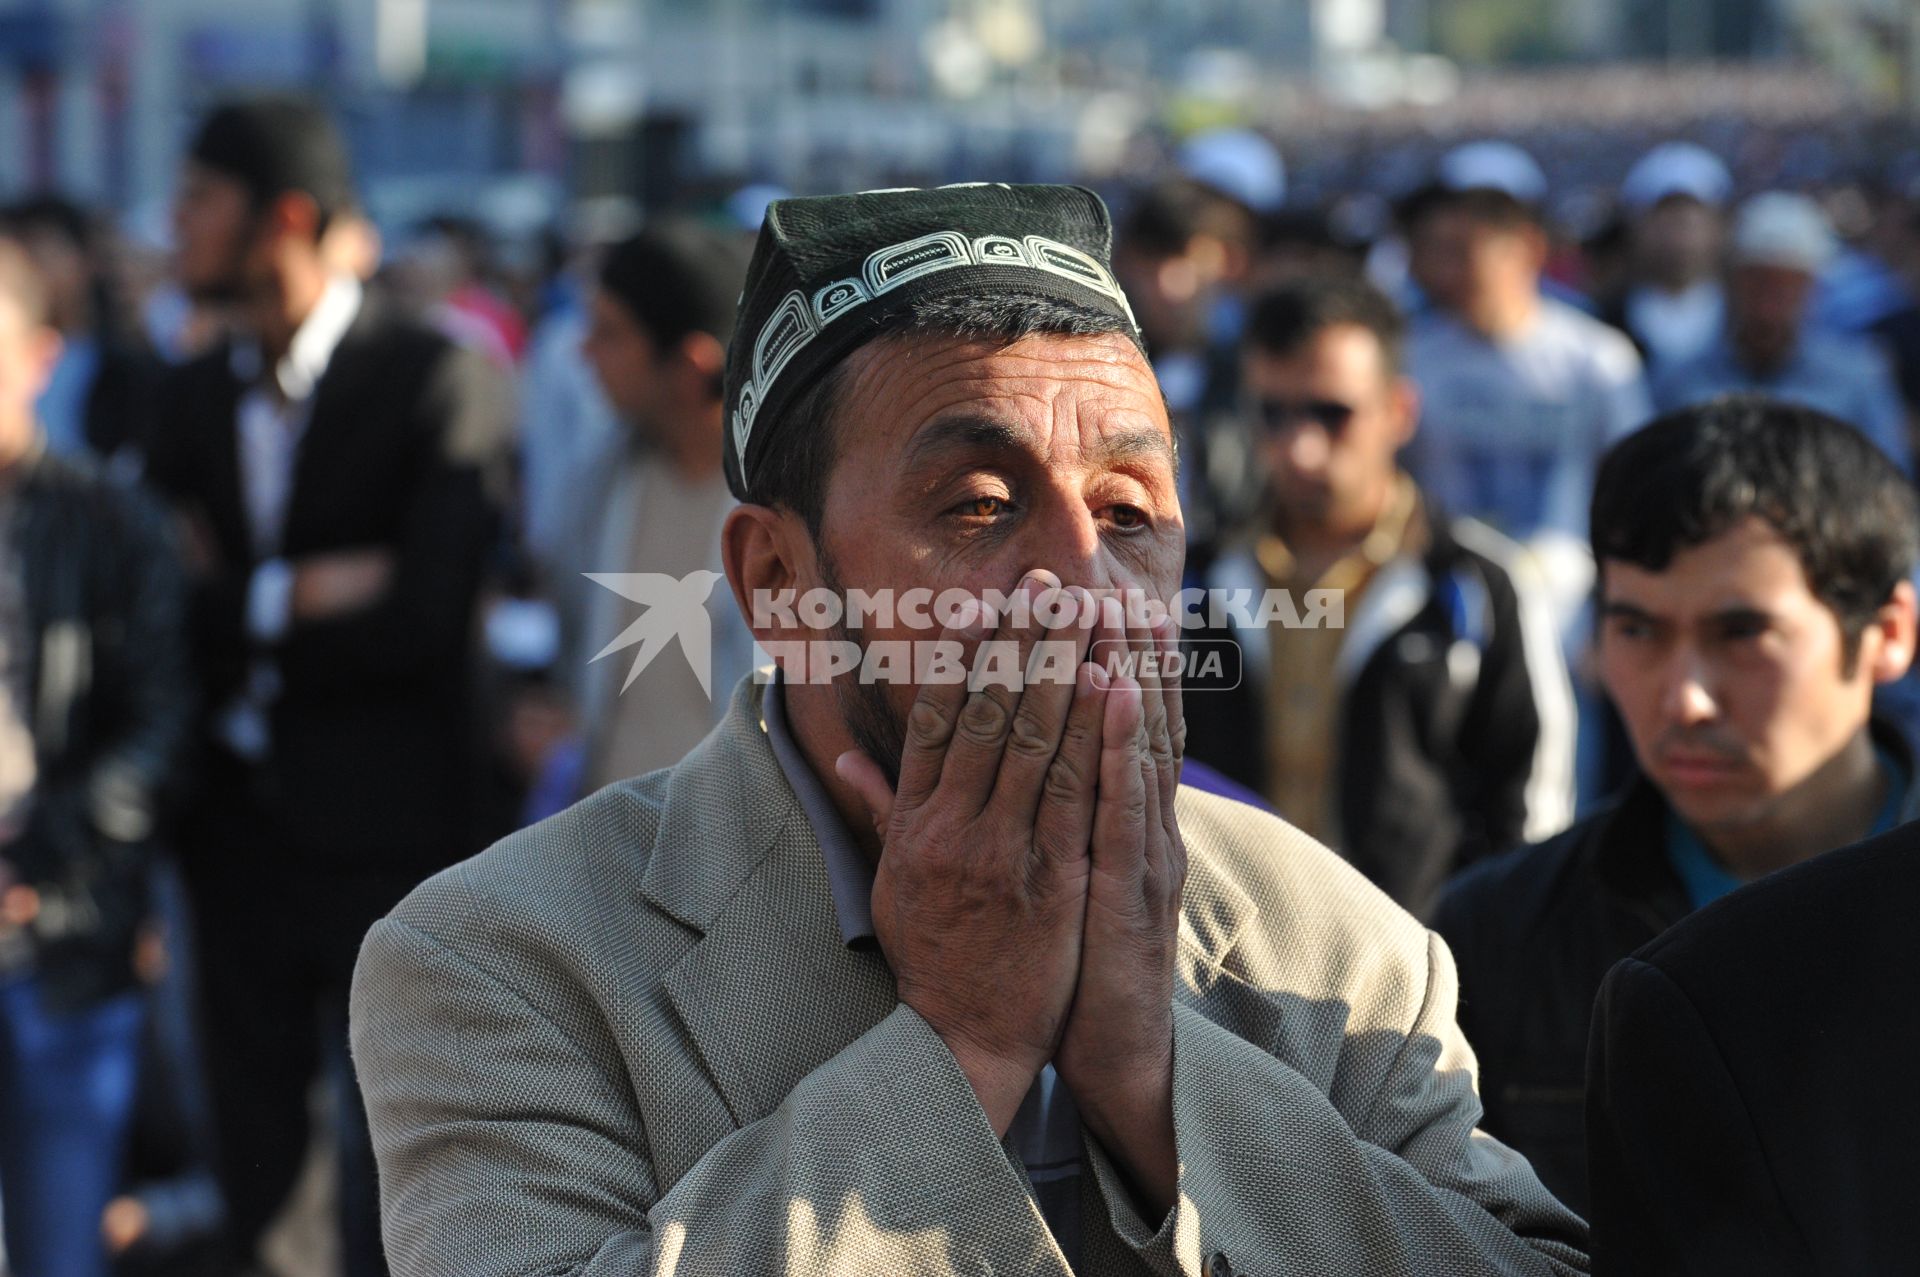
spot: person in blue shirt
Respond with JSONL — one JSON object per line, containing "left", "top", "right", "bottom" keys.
{"left": 1655, "top": 192, "right": 1912, "bottom": 474}
{"left": 1434, "top": 394, "right": 1920, "bottom": 1216}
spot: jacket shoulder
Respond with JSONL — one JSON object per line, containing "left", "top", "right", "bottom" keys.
{"left": 1635, "top": 817, "right": 1920, "bottom": 981}
{"left": 1435, "top": 815, "right": 1595, "bottom": 946}
{"left": 380, "top": 772, "right": 675, "bottom": 985}
{"left": 1176, "top": 785, "right": 1432, "bottom": 992}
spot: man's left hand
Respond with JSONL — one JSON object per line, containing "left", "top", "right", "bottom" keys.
{"left": 1055, "top": 607, "right": 1186, "bottom": 1220}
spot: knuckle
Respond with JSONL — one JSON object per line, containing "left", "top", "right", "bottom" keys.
{"left": 1006, "top": 710, "right": 1057, "bottom": 760}
{"left": 956, "top": 692, "right": 1011, "bottom": 743}
{"left": 1043, "top": 750, "right": 1089, "bottom": 802}
{"left": 906, "top": 697, "right": 954, "bottom": 745}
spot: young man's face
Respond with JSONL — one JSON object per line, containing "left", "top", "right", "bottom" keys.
{"left": 171, "top": 162, "right": 259, "bottom": 301}
{"left": 581, "top": 287, "right": 668, "bottom": 429}
{"left": 0, "top": 289, "right": 61, "bottom": 436}
{"left": 1242, "top": 323, "right": 1416, "bottom": 528}
{"left": 1597, "top": 516, "right": 1906, "bottom": 836}
{"left": 1409, "top": 207, "right": 1542, "bottom": 320}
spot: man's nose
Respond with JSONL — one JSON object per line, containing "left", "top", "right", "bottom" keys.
{"left": 1660, "top": 649, "right": 1718, "bottom": 726}
{"left": 1023, "top": 500, "right": 1114, "bottom": 593}
{"left": 1284, "top": 424, "right": 1332, "bottom": 472}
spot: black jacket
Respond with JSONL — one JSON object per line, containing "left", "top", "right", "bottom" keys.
{"left": 144, "top": 292, "right": 512, "bottom": 878}
{"left": 1587, "top": 817, "right": 1920, "bottom": 1275}
{"left": 1, "top": 448, "right": 190, "bottom": 1011}
{"left": 1185, "top": 506, "right": 1576, "bottom": 920}
{"left": 1435, "top": 720, "right": 1920, "bottom": 1220}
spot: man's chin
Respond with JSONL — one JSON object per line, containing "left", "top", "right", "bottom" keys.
{"left": 834, "top": 670, "right": 906, "bottom": 791}
{"left": 179, "top": 276, "right": 245, "bottom": 306}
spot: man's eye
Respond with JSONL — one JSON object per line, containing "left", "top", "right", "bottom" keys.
{"left": 1107, "top": 504, "right": 1149, "bottom": 530}
{"left": 953, "top": 495, "right": 1010, "bottom": 519}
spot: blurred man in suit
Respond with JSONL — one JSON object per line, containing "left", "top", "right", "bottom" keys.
{"left": 144, "top": 98, "right": 511, "bottom": 1277}
{"left": 1587, "top": 817, "right": 1919, "bottom": 1274}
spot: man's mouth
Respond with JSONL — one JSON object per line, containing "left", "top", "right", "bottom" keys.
{"left": 1657, "top": 749, "right": 1746, "bottom": 788}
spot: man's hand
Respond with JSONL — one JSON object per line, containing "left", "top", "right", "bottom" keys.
{"left": 291, "top": 549, "right": 397, "bottom": 622}
{"left": 838, "top": 572, "right": 1107, "bottom": 1135}
{"left": 1056, "top": 607, "right": 1187, "bottom": 1218}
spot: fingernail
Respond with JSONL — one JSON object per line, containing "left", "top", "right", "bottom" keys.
{"left": 1087, "top": 661, "right": 1109, "bottom": 690}
{"left": 1019, "top": 568, "right": 1059, "bottom": 597}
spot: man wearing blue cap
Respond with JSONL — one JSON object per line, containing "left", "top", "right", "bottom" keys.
{"left": 352, "top": 183, "right": 1587, "bottom": 1277}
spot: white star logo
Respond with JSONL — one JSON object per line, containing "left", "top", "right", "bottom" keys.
{"left": 583, "top": 570, "right": 726, "bottom": 699}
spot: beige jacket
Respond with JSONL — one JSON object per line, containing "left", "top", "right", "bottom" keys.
{"left": 350, "top": 677, "right": 1588, "bottom": 1276}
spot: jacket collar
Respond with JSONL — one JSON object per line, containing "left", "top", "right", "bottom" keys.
{"left": 639, "top": 676, "right": 898, "bottom": 1132}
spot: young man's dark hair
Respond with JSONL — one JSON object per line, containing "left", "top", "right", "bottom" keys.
{"left": 186, "top": 96, "right": 354, "bottom": 237}
{"left": 1592, "top": 393, "right": 1920, "bottom": 663}
{"left": 3, "top": 195, "right": 91, "bottom": 253}
{"left": 1243, "top": 273, "right": 1406, "bottom": 372}
{"left": 1117, "top": 177, "right": 1256, "bottom": 258}
{"left": 1422, "top": 186, "right": 1539, "bottom": 232}
{"left": 597, "top": 221, "right": 749, "bottom": 356}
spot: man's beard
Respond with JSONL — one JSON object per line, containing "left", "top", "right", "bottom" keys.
{"left": 816, "top": 545, "right": 908, "bottom": 790}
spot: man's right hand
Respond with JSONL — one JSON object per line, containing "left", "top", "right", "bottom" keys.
{"left": 291, "top": 549, "right": 397, "bottom": 622}
{"left": 838, "top": 571, "right": 1108, "bottom": 1135}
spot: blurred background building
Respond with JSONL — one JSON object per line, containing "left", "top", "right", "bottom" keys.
{"left": 0, "top": 0, "right": 1915, "bottom": 238}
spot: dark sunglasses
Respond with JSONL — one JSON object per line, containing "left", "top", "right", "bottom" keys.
{"left": 1253, "top": 396, "right": 1358, "bottom": 436}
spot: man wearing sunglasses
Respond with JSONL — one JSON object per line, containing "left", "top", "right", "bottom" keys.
{"left": 1185, "top": 275, "right": 1576, "bottom": 921}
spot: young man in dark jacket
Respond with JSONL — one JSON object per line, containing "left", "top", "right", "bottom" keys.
{"left": 143, "top": 98, "right": 511, "bottom": 1276}
{"left": 1184, "top": 275, "right": 1577, "bottom": 920}
{"left": 1436, "top": 395, "right": 1919, "bottom": 1217}
{"left": 0, "top": 237, "right": 190, "bottom": 1277}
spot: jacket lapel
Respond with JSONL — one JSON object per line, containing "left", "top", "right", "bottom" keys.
{"left": 644, "top": 679, "right": 900, "bottom": 1132}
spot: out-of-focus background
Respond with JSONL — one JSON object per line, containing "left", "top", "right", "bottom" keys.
{"left": 6, "top": 3, "right": 1920, "bottom": 1277}
{"left": 1, "top": 0, "right": 1918, "bottom": 227}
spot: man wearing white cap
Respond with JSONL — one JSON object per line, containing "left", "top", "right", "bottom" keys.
{"left": 1654, "top": 191, "right": 1911, "bottom": 473}
{"left": 1600, "top": 142, "right": 1734, "bottom": 372}
{"left": 1402, "top": 142, "right": 1651, "bottom": 590}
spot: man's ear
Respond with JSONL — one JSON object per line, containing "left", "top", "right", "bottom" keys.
{"left": 722, "top": 503, "right": 817, "bottom": 665}
{"left": 260, "top": 190, "right": 324, "bottom": 249}
{"left": 675, "top": 330, "right": 727, "bottom": 400}
{"left": 1389, "top": 374, "right": 1420, "bottom": 449}
{"left": 1868, "top": 579, "right": 1917, "bottom": 685}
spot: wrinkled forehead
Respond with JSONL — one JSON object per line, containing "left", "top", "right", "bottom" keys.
{"left": 834, "top": 328, "right": 1174, "bottom": 474}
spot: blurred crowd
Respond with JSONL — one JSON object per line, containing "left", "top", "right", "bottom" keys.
{"left": 5, "top": 90, "right": 1920, "bottom": 1276}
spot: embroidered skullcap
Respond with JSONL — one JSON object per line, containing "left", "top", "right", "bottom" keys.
{"left": 188, "top": 97, "right": 355, "bottom": 223}
{"left": 723, "top": 183, "right": 1139, "bottom": 498}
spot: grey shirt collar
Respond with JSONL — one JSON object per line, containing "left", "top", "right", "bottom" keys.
{"left": 762, "top": 672, "right": 876, "bottom": 947}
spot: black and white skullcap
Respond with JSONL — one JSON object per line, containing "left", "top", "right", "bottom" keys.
{"left": 722, "top": 183, "right": 1139, "bottom": 498}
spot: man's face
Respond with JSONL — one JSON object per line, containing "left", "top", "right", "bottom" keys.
{"left": 171, "top": 162, "right": 259, "bottom": 301}
{"left": 1409, "top": 208, "right": 1541, "bottom": 319}
{"left": 16, "top": 228, "right": 87, "bottom": 333}
{"left": 1632, "top": 197, "right": 1723, "bottom": 287}
{"left": 807, "top": 330, "right": 1183, "bottom": 775}
{"left": 581, "top": 288, "right": 667, "bottom": 431}
{"left": 1597, "top": 517, "right": 1885, "bottom": 836}
{"left": 0, "top": 292, "right": 61, "bottom": 438}
{"left": 1728, "top": 262, "right": 1814, "bottom": 370}
{"left": 1242, "top": 324, "right": 1415, "bottom": 527}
